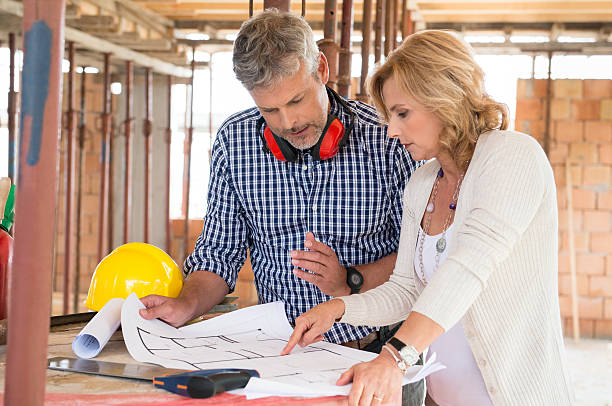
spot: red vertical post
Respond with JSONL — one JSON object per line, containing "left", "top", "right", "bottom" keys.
{"left": 391, "top": 0, "right": 398, "bottom": 49}
{"left": 263, "top": 0, "right": 290, "bottom": 11}
{"left": 143, "top": 68, "right": 153, "bottom": 243}
{"left": 74, "top": 68, "right": 86, "bottom": 313}
{"left": 374, "top": 0, "right": 385, "bottom": 63}
{"left": 319, "top": 0, "right": 339, "bottom": 90}
{"left": 7, "top": 32, "right": 17, "bottom": 183}
{"left": 165, "top": 75, "right": 172, "bottom": 255}
{"left": 182, "top": 52, "right": 195, "bottom": 261}
{"left": 108, "top": 82, "right": 115, "bottom": 252}
{"left": 98, "top": 53, "right": 111, "bottom": 261}
{"left": 337, "top": 0, "right": 354, "bottom": 97}
{"left": 124, "top": 61, "right": 134, "bottom": 244}
{"left": 402, "top": 8, "right": 414, "bottom": 39}
{"left": 357, "top": 0, "right": 373, "bottom": 102}
{"left": 208, "top": 53, "right": 213, "bottom": 160}
{"left": 384, "top": 0, "right": 392, "bottom": 56}
{"left": 63, "top": 41, "right": 77, "bottom": 315}
{"left": 5, "top": 1, "right": 66, "bottom": 405}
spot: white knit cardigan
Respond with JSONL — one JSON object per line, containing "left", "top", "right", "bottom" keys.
{"left": 339, "top": 130, "right": 574, "bottom": 405}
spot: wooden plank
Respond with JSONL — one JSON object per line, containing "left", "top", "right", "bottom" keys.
{"left": 0, "top": 0, "right": 191, "bottom": 76}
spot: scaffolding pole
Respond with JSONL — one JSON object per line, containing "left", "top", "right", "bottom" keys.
{"left": 143, "top": 68, "right": 153, "bottom": 243}
{"left": 98, "top": 53, "right": 111, "bottom": 261}
{"left": 74, "top": 67, "right": 86, "bottom": 313}
{"left": 4, "top": 1, "right": 66, "bottom": 405}
{"left": 7, "top": 32, "right": 17, "bottom": 183}
{"left": 165, "top": 75, "right": 172, "bottom": 254}
{"left": 124, "top": 61, "right": 134, "bottom": 243}
{"left": 182, "top": 51, "right": 195, "bottom": 261}
{"left": 63, "top": 41, "right": 77, "bottom": 315}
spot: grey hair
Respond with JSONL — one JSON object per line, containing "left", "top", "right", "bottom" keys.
{"left": 233, "top": 9, "right": 320, "bottom": 90}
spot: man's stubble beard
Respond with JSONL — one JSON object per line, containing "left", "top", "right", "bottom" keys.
{"left": 276, "top": 111, "right": 328, "bottom": 150}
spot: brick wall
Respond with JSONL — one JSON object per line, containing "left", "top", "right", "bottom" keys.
{"left": 515, "top": 79, "right": 612, "bottom": 339}
{"left": 54, "top": 73, "right": 109, "bottom": 313}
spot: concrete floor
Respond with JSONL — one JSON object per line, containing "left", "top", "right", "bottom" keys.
{"left": 564, "top": 338, "right": 612, "bottom": 406}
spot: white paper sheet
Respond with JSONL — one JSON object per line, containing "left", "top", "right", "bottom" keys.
{"left": 120, "top": 293, "right": 445, "bottom": 398}
{"left": 72, "top": 298, "right": 124, "bottom": 359}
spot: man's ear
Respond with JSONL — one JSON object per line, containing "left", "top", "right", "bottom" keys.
{"left": 317, "top": 52, "right": 329, "bottom": 85}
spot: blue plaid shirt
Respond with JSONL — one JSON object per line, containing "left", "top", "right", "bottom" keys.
{"left": 185, "top": 95, "right": 420, "bottom": 344}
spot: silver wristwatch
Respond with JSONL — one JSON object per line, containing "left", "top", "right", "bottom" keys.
{"left": 387, "top": 337, "right": 419, "bottom": 367}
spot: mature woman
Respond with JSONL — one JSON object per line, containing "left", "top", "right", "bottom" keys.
{"left": 281, "top": 30, "right": 573, "bottom": 406}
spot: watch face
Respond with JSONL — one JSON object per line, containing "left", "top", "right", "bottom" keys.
{"left": 349, "top": 272, "right": 363, "bottom": 286}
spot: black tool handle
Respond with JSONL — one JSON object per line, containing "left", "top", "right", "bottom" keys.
{"left": 187, "top": 371, "right": 253, "bottom": 399}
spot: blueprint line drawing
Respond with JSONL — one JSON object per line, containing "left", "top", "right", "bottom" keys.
{"left": 120, "top": 293, "right": 445, "bottom": 398}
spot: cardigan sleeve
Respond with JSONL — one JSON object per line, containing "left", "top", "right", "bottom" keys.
{"left": 337, "top": 163, "right": 435, "bottom": 326}
{"left": 411, "top": 135, "right": 553, "bottom": 330}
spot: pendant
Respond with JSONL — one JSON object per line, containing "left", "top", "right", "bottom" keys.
{"left": 426, "top": 202, "right": 434, "bottom": 213}
{"left": 436, "top": 237, "right": 446, "bottom": 253}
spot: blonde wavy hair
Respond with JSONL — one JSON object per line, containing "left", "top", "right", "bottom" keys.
{"left": 368, "top": 30, "right": 508, "bottom": 171}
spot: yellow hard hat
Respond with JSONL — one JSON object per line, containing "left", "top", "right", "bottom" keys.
{"left": 86, "top": 242, "right": 183, "bottom": 311}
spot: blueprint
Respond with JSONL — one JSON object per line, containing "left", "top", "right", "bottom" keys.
{"left": 120, "top": 293, "right": 444, "bottom": 398}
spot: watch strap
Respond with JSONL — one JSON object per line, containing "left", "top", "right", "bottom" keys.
{"left": 387, "top": 337, "right": 419, "bottom": 367}
{"left": 345, "top": 266, "right": 363, "bottom": 294}
{"left": 387, "top": 337, "right": 405, "bottom": 352}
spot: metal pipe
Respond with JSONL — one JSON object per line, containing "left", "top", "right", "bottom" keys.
{"left": 319, "top": 0, "right": 339, "bottom": 90}
{"left": 384, "top": 0, "right": 392, "bottom": 56}
{"left": 165, "top": 75, "right": 172, "bottom": 255}
{"left": 182, "top": 50, "right": 195, "bottom": 261}
{"left": 402, "top": 7, "right": 414, "bottom": 39}
{"left": 74, "top": 67, "right": 86, "bottom": 314}
{"left": 98, "top": 53, "right": 111, "bottom": 261}
{"left": 63, "top": 41, "right": 77, "bottom": 315}
{"left": 124, "top": 60, "right": 134, "bottom": 243}
{"left": 263, "top": 0, "right": 290, "bottom": 11}
{"left": 208, "top": 53, "right": 213, "bottom": 160}
{"left": 337, "top": 0, "right": 354, "bottom": 97}
{"left": 108, "top": 85, "right": 114, "bottom": 252}
{"left": 5, "top": 1, "right": 66, "bottom": 404}
{"left": 374, "top": 0, "right": 385, "bottom": 63}
{"left": 544, "top": 51, "right": 553, "bottom": 156}
{"left": 143, "top": 67, "right": 153, "bottom": 243}
{"left": 7, "top": 32, "right": 17, "bottom": 183}
{"left": 357, "top": 0, "right": 373, "bottom": 101}
{"left": 391, "top": 0, "right": 398, "bottom": 49}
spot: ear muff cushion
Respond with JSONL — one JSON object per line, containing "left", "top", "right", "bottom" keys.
{"left": 263, "top": 126, "right": 297, "bottom": 162}
{"left": 317, "top": 118, "right": 345, "bottom": 160}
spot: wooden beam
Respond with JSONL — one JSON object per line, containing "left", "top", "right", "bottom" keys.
{"left": 0, "top": 0, "right": 191, "bottom": 77}
{"left": 66, "top": 27, "right": 191, "bottom": 75}
{"left": 417, "top": 1, "right": 612, "bottom": 12}
{"left": 99, "top": 35, "right": 173, "bottom": 50}
{"left": 67, "top": 15, "right": 121, "bottom": 33}
{"left": 420, "top": 10, "right": 612, "bottom": 23}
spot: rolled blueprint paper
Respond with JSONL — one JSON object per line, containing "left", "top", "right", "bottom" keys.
{"left": 72, "top": 297, "right": 124, "bottom": 359}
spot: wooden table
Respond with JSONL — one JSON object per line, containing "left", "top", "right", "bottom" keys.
{"left": 0, "top": 319, "right": 347, "bottom": 405}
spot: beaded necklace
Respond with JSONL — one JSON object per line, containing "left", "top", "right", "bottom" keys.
{"left": 418, "top": 168, "right": 464, "bottom": 285}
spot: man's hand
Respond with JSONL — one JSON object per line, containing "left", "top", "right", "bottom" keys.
{"left": 139, "top": 294, "right": 198, "bottom": 328}
{"left": 138, "top": 270, "right": 230, "bottom": 328}
{"left": 291, "top": 232, "right": 350, "bottom": 297}
{"left": 281, "top": 298, "right": 345, "bottom": 355}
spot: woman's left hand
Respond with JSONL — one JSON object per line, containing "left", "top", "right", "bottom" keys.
{"left": 337, "top": 349, "right": 403, "bottom": 405}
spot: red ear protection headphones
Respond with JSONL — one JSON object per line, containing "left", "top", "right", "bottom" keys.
{"left": 256, "top": 87, "right": 356, "bottom": 162}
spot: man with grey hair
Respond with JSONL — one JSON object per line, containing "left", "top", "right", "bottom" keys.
{"left": 140, "top": 9, "right": 423, "bottom": 405}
